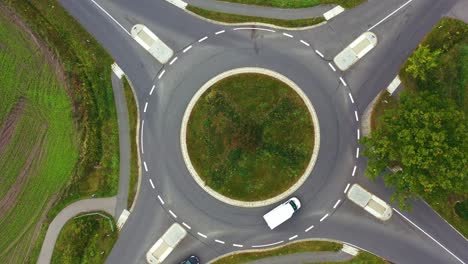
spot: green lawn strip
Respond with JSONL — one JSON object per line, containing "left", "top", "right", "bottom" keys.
{"left": 317, "top": 251, "right": 389, "bottom": 264}
{"left": 187, "top": 5, "right": 324, "bottom": 28}
{"left": 122, "top": 77, "right": 139, "bottom": 209}
{"left": 51, "top": 212, "right": 118, "bottom": 264}
{"left": 392, "top": 18, "right": 468, "bottom": 237}
{"left": 212, "top": 241, "right": 341, "bottom": 264}
{"left": 0, "top": 9, "right": 78, "bottom": 263}
{"left": 369, "top": 91, "right": 398, "bottom": 131}
{"left": 216, "top": 0, "right": 366, "bottom": 9}
{"left": 187, "top": 73, "right": 314, "bottom": 201}
{"left": 1, "top": 1, "right": 120, "bottom": 262}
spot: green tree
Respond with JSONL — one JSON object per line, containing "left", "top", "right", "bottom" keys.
{"left": 362, "top": 91, "right": 468, "bottom": 207}
{"left": 405, "top": 44, "right": 442, "bottom": 81}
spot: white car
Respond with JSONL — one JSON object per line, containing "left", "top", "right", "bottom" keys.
{"left": 131, "top": 24, "right": 174, "bottom": 64}
{"left": 146, "top": 223, "right": 187, "bottom": 263}
{"left": 347, "top": 184, "right": 392, "bottom": 221}
{"left": 263, "top": 197, "right": 301, "bottom": 230}
{"left": 333, "top": 32, "right": 378, "bottom": 71}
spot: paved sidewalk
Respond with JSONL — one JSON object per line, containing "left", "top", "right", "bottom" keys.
{"left": 185, "top": 0, "right": 334, "bottom": 20}
{"left": 245, "top": 251, "right": 353, "bottom": 264}
{"left": 37, "top": 197, "right": 116, "bottom": 264}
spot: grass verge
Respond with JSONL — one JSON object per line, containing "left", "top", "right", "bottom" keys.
{"left": 122, "top": 77, "right": 139, "bottom": 209}
{"left": 320, "top": 251, "right": 388, "bottom": 264}
{"left": 370, "top": 91, "right": 398, "bottom": 131}
{"left": 395, "top": 18, "right": 467, "bottom": 237}
{"left": 1, "top": 0, "right": 120, "bottom": 262}
{"left": 216, "top": 0, "right": 366, "bottom": 9}
{"left": 187, "top": 73, "right": 314, "bottom": 201}
{"left": 187, "top": 5, "right": 325, "bottom": 28}
{"left": 51, "top": 212, "right": 118, "bottom": 264}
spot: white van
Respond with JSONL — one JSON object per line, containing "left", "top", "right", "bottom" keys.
{"left": 263, "top": 197, "right": 301, "bottom": 230}
{"left": 347, "top": 184, "right": 392, "bottom": 221}
{"left": 131, "top": 24, "right": 174, "bottom": 64}
{"left": 333, "top": 32, "right": 378, "bottom": 71}
{"left": 146, "top": 223, "right": 187, "bottom": 263}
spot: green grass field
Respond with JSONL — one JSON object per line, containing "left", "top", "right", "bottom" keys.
{"left": 187, "top": 73, "right": 314, "bottom": 201}
{"left": 187, "top": 6, "right": 325, "bottom": 28}
{"left": 1, "top": 0, "right": 120, "bottom": 262}
{"left": 216, "top": 0, "right": 366, "bottom": 9}
{"left": 52, "top": 213, "right": 118, "bottom": 264}
{"left": 0, "top": 10, "right": 78, "bottom": 263}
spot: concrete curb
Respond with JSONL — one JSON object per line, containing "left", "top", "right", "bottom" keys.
{"left": 184, "top": 8, "right": 327, "bottom": 31}
{"left": 361, "top": 90, "right": 384, "bottom": 137}
{"left": 180, "top": 67, "right": 320, "bottom": 208}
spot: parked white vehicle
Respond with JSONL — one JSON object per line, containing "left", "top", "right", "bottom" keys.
{"left": 333, "top": 32, "right": 378, "bottom": 71}
{"left": 263, "top": 197, "right": 301, "bottom": 230}
{"left": 131, "top": 24, "right": 174, "bottom": 64}
{"left": 347, "top": 184, "right": 392, "bottom": 221}
{"left": 146, "top": 223, "right": 187, "bottom": 264}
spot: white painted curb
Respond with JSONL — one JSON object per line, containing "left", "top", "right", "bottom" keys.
{"left": 180, "top": 67, "right": 320, "bottom": 208}
{"left": 111, "top": 63, "right": 124, "bottom": 79}
{"left": 323, "top": 5, "right": 345, "bottom": 20}
{"left": 165, "top": 0, "right": 187, "bottom": 9}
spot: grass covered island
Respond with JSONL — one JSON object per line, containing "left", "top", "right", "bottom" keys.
{"left": 186, "top": 73, "right": 314, "bottom": 201}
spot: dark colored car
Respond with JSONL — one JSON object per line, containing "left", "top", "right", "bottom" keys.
{"left": 180, "top": 255, "right": 200, "bottom": 264}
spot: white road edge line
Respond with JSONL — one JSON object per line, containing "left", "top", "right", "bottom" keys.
{"left": 339, "top": 77, "right": 347, "bottom": 86}
{"left": 215, "top": 239, "right": 225, "bottom": 244}
{"left": 251, "top": 241, "right": 284, "bottom": 248}
{"left": 320, "top": 214, "right": 329, "bottom": 222}
{"left": 149, "top": 179, "right": 155, "bottom": 189}
{"left": 169, "top": 210, "right": 177, "bottom": 218}
{"left": 356, "top": 147, "right": 360, "bottom": 158}
{"left": 354, "top": 111, "right": 359, "bottom": 121}
{"left": 89, "top": 0, "right": 131, "bottom": 36}
{"left": 198, "top": 36, "right": 208, "bottom": 42}
{"left": 357, "top": 129, "right": 360, "bottom": 140}
{"left": 140, "top": 120, "right": 145, "bottom": 154}
{"left": 315, "top": 49, "right": 324, "bottom": 58}
{"left": 215, "top": 30, "right": 225, "bottom": 35}
{"left": 197, "top": 232, "right": 207, "bottom": 238}
{"left": 328, "top": 62, "right": 336, "bottom": 72}
{"left": 143, "top": 102, "right": 148, "bottom": 113}
{"left": 300, "top": 40, "right": 310, "bottom": 47}
{"left": 393, "top": 208, "right": 466, "bottom": 264}
{"left": 149, "top": 85, "right": 156, "bottom": 95}
{"left": 348, "top": 93, "right": 355, "bottom": 103}
{"left": 333, "top": 199, "right": 341, "bottom": 209}
{"left": 158, "top": 70, "right": 166, "bottom": 79}
{"left": 169, "top": 56, "right": 178, "bottom": 65}
{"left": 305, "top": 225, "right": 314, "bottom": 232}
{"left": 233, "top": 244, "right": 243, "bottom": 248}
{"left": 352, "top": 165, "right": 357, "bottom": 176}
{"left": 282, "top": 32, "right": 293, "bottom": 38}
{"left": 143, "top": 161, "right": 148, "bottom": 172}
{"left": 183, "top": 45, "right": 192, "bottom": 53}
{"left": 369, "top": 0, "right": 413, "bottom": 31}
{"left": 182, "top": 222, "right": 191, "bottom": 229}
{"left": 157, "top": 195, "right": 165, "bottom": 205}
{"left": 288, "top": 235, "right": 298, "bottom": 241}
{"left": 344, "top": 183, "right": 351, "bottom": 193}
{"left": 233, "top": 27, "right": 275, "bottom": 32}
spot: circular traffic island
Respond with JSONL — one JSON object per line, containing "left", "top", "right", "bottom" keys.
{"left": 182, "top": 68, "right": 319, "bottom": 207}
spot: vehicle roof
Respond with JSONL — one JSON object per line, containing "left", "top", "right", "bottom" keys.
{"left": 163, "top": 223, "right": 187, "bottom": 247}
{"left": 263, "top": 202, "right": 295, "bottom": 229}
{"left": 347, "top": 184, "right": 371, "bottom": 207}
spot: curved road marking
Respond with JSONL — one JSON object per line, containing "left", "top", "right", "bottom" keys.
{"left": 305, "top": 225, "right": 314, "bottom": 232}
{"left": 288, "top": 235, "right": 298, "bottom": 240}
{"left": 198, "top": 36, "right": 208, "bottom": 42}
{"left": 344, "top": 183, "right": 351, "bottom": 193}
{"left": 328, "top": 62, "right": 336, "bottom": 72}
{"left": 158, "top": 69, "right": 166, "bottom": 79}
{"left": 315, "top": 49, "right": 324, "bottom": 58}
{"left": 149, "top": 84, "right": 156, "bottom": 95}
{"left": 157, "top": 195, "right": 165, "bottom": 205}
{"left": 143, "top": 102, "right": 148, "bottom": 113}
{"left": 393, "top": 208, "right": 466, "bottom": 264}
{"left": 183, "top": 45, "right": 192, "bottom": 53}
{"left": 140, "top": 120, "right": 145, "bottom": 154}
{"left": 198, "top": 232, "right": 207, "bottom": 238}
{"left": 143, "top": 161, "right": 148, "bottom": 172}
{"left": 169, "top": 56, "right": 178, "bottom": 65}
{"left": 252, "top": 240, "right": 284, "bottom": 248}
{"left": 282, "top": 32, "right": 293, "bottom": 38}
{"left": 348, "top": 93, "right": 354, "bottom": 103}
{"left": 339, "top": 77, "right": 347, "bottom": 86}
{"left": 215, "top": 239, "right": 225, "bottom": 244}
{"left": 168, "top": 210, "right": 177, "bottom": 218}
{"left": 300, "top": 40, "right": 310, "bottom": 46}
{"left": 215, "top": 30, "right": 225, "bottom": 35}
{"left": 149, "top": 179, "right": 155, "bottom": 189}
{"left": 233, "top": 27, "right": 275, "bottom": 32}
{"left": 333, "top": 199, "right": 341, "bottom": 209}
{"left": 233, "top": 244, "right": 244, "bottom": 248}
{"left": 182, "top": 222, "right": 192, "bottom": 229}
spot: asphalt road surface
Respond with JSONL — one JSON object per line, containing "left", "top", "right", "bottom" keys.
{"left": 56, "top": 0, "right": 468, "bottom": 263}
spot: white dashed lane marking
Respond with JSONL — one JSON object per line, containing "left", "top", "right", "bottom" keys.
{"left": 198, "top": 232, "right": 207, "bottom": 238}
{"left": 233, "top": 244, "right": 244, "bottom": 248}
{"left": 198, "top": 36, "right": 208, "bottom": 42}
{"left": 320, "top": 213, "right": 329, "bottom": 222}
{"left": 357, "top": 129, "right": 360, "bottom": 140}
{"left": 356, "top": 147, "right": 360, "bottom": 158}
{"left": 169, "top": 210, "right": 177, "bottom": 218}
{"left": 149, "top": 179, "right": 155, "bottom": 189}
{"left": 158, "top": 70, "right": 166, "bottom": 79}
{"left": 157, "top": 195, "right": 165, "bottom": 205}
{"left": 169, "top": 56, "right": 178, "bottom": 65}
{"left": 315, "top": 49, "right": 324, "bottom": 58}
{"left": 352, "top": 165, "right": 357, "bottom": 176}
{"left": 143, "top": 161, "right": 148, "bottom": 172}
{"left": 143, "top": 102, "right": 148, "bottom": 113}
{"left": 215, "top": 239, "right": 225, "bottom": 244}
{"left": 344, "top": 183, "right": 351, "bottom": 193}
{"left": 149, "top": 85, "right": 156, "bottom": 95}
{"left": 305, "top": 225, "right": 314, "bottom": 232}
{"left": 183, "top": 45, "right": 192, "bottom": 53}
{"left": 339, "top": 77, "right": 347, "bottom": 86}
{"left": 354, "top": 111, "right": 359, "bottom": 121}
{"left": 282, "top": 32, "right": 293, "bottom": 38}
{"left": 333, "top": 199, "right": 341, "bottom": 209}
{"left": 288, "top": 235, "right": 298, "bottom": 241}
{"left": 300, "top": 40, "right": 310, "bottom": 46}
{"left": 348, "top": 93, "right": 355, "bottom": 103}
{"left": 328, "top": 62, "right": 336, "bottom": 72}
{"left": 182, "top": 222, "right": 191, "bottom": 229}
{"left": 215, "top": 30, "right": 225, "bottom": 35}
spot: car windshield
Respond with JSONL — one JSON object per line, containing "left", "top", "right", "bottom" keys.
{"left": 290, "top": 201, "right": 298, "bottom": 211}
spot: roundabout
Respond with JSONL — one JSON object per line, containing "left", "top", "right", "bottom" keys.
{"left": 139, "top": 27, "right": 361, "bottom": 249}
{"left": 181, "top": 68, "right": 320, "bottom": 207}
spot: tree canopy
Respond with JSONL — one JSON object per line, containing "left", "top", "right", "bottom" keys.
{"left": 362, "top": 91, "right": 468, "bottom": 207}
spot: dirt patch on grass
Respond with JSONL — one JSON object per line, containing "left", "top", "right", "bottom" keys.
{"left": 0, "top": 123, "right": 47, "bottom": 218}
{"left": 0, "top": 98, "right": 26, "bottom": 156}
